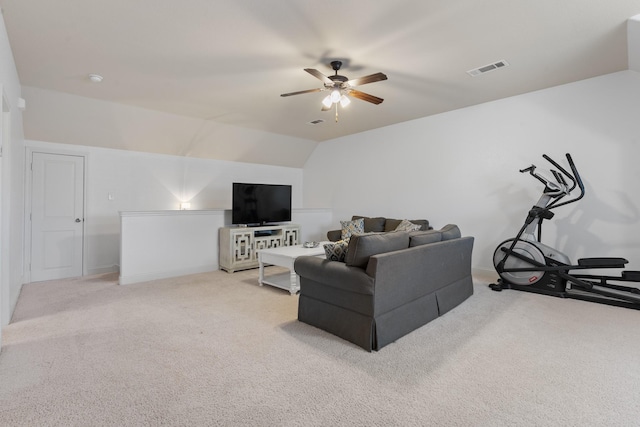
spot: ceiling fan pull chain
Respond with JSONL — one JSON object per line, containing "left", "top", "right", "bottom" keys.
{"left": 335, "top": 104, "right": 339, "bottom": 122}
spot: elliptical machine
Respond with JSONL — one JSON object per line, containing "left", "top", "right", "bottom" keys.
{"left": 489, "top": 153, "right": 640, "bottom": 310}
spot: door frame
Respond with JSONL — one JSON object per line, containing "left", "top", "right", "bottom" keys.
{"left": 24, "top": 146, "right": 89, "bottom": 284}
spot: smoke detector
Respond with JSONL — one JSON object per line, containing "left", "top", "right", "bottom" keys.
{"left": 88, "top": 74, "right": 104, "bottom": 83}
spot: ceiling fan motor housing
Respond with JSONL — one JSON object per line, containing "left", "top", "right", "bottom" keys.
{"left": 327, "top": 75, "right": 348, "bottom": 88}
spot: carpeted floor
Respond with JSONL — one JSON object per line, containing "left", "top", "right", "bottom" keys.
{"left": 1, "top": 268, "right": 639, "bottom": 426}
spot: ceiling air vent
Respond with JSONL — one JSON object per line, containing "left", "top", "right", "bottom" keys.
{"left": 307, "top": 119, "right": 325, "bottom": 125}
{"left": 467, "top": 60, "right": 509, "bottom": 77}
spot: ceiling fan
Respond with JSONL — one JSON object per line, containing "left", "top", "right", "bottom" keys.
{"left": 280, "top": 61, "right": 388, "bottom": 119}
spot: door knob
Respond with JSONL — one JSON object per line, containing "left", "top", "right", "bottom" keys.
{"left": 75, "top": 218, "right": 82, "bottom": 223}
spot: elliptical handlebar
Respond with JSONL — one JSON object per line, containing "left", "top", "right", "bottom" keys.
{"left": 542, "top": 153, "right": 585, "bottom": 209}
{"left": 564, "top": 153, "right": 585, "bottom": 199}
{"left": 519, "top": 153, "right": 585, "bottom": 210}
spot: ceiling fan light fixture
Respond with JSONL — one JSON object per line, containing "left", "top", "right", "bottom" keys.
{"left": 339, "top": 95, "right": 351, "bottom": 107}
{"left": 330, "top": 89, "right": 341, "bottom": 103}
{"left": 322, "top": 95, "right": 333, "bottom": 108}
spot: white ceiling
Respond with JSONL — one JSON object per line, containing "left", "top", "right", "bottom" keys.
{"left": 2, "top": 0, "right": 640, "bottom": 143}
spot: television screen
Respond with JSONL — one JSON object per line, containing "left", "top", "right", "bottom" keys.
{"left": 232, "top": 183, "right": 292, "bottom": 225}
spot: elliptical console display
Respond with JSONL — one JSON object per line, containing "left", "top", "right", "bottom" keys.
{"left": 490, "top": 153, "right": 640, "bottom": 310}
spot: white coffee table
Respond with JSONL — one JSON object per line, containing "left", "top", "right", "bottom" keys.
{"left": 257, "top": 243, "right": 327, "bottom": 295}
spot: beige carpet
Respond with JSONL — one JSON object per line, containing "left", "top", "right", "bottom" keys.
{"left": 1, "top": 268, "right": 639, "bottom": 426}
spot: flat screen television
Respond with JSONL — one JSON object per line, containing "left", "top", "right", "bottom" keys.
{"left": 232, "top": 183, "right": 292, "bottom": 226}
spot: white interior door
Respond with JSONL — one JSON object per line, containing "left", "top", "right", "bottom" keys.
{"left": 30, "top": 152, "right": 85, "bottom": 282}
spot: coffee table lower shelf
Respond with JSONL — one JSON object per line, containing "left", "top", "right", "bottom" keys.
{"left": 257, "top": 243, "right": 327, "bottom": 295}
{"left": 259, "top": 271, "right": 300, "bottom": 294}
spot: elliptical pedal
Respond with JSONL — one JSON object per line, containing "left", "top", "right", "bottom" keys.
{"left": 577, "top": 257, "right": 628, "bottom": 268}
{"left": 622, "top": 271, "right": 640, "bottom": 281}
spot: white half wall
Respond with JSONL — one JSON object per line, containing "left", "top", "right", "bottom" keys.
{"left": 119, "top": 210, "right": 225, "bottom": 285}
{"left": 24, "top": 140, "right": 307, "bottom": 278}
{"left": 304, "top": 70, "right": 640, "bottom": 275}
{"left": 119, "top": 208, "right": 332, "bottom": 285}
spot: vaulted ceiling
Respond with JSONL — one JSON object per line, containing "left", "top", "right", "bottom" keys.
{"left": 2, "top": 0, "right": 640, "bottom": 144}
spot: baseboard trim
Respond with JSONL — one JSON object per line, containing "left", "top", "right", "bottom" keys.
{"left": 86, "top": 265, "right": 119, "bottom": 276}
{"left": 119, "top": 264, "right": 218, "bottom": 285}
{"left": 472, "top": 267, "right": 498, "bottom": 283}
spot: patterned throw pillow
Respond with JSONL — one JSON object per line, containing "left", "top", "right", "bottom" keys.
{"left": 323, "top": 239, "right": 349, "bottom": 262}
{"left": 395, "top": 219, "right": 422, "bottom": 232}
{"left": 340, "top": 218, "right": 365, "bottom": 240}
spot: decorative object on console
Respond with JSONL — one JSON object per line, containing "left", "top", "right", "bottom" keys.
{"left": 303, "top": 241, "right": 320, "bottom": 248}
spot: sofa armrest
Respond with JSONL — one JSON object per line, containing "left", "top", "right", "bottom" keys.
{"left": 294, "top": 256, "right": 374, "bottom": 295}
{"left": 327, "top": 229, "right": 342, "bottom": 242}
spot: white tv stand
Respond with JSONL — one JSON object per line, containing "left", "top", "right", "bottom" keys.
{"left": 219, "top": 224, "right": 300, "bottom": 273}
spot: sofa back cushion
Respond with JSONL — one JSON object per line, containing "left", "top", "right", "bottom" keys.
{"left": 409, "top": 230, "right": 443, "bottom": 247}
{"left": 352, "top": 215, "right": 386, "bottom": 233}
{"left": 409, "top": 225, "right": 461, "bottom": 247}
{"left": 345, "top": 232, "right": 410, "bottom": 268}
{"left": 440, "top": 224, "right": 461, "bottom": 241}
{"left": 384, "top": 218, "right": 430, "bottom": 232}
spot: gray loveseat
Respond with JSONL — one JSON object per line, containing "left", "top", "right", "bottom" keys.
{"left": 294, "top": 225, "right": 474, "bottom": 351}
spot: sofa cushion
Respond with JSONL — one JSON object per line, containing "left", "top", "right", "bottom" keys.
{"left": 352, "top": 215, "right": 386, "bottom": 233}
{"left": 341, "top": 217, "right": 364, "bottom": 240}
{"left": 345, "top": 232, "right": 410, "bottom": 268}
{"left": 384, "top": 218, "right": 429, "bottom": 232}
{"left": 323, "top": 239, "right": 349, "bottom": 262}
{"left": 395, "top": 219, "right": 422, "bottom": 232}
{"left": 409, "top": 230, "right": 443, "bottom": 247}
{"left": 440, "top": 224, "right": 461, "bottom": 241}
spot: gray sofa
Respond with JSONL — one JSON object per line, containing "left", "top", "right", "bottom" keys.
{"left": 327, "top": 215, "right": 432, "bottom": 241}
{"left": 294, "top": 225, "right": 474, "bottom": 351}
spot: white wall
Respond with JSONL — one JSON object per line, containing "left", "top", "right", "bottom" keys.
{"left": 304, "top": 70, "right": 640, "bottom": 275}
{"left": 25, "top": 140, "right": 305, "bottom": 277}
{"left": 0, "top": 13, "right": 26, "bottom": 343}
{"left": 21, "top": 86, "right": 318, "bottom": 169}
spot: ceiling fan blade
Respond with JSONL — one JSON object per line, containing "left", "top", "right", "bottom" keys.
{"left": 304, "top": 68, "right": 334, "bottom": 85}
{"left": 347, "top": 89, "right": 384, "bottom": 105}
{"left": 280, "top": 88, "right": 323, "bottom": 97}
{"left": 344, "top": 72, "right": 388, "bottom": 88}
{"left": 321, "top": 104, "right": 332, "bottom": 112}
